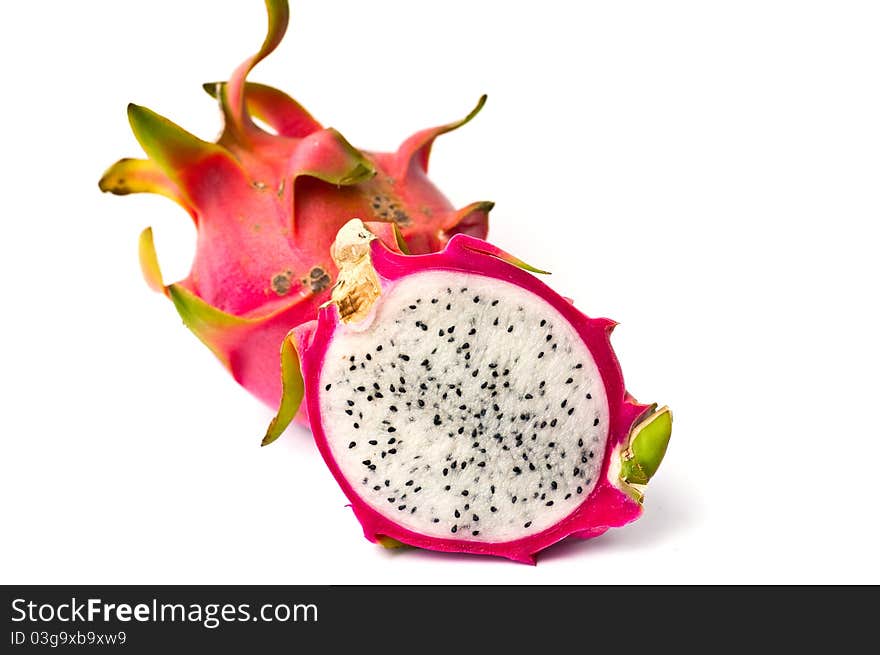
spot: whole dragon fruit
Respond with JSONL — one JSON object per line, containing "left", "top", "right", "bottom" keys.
{"left": 265, "top": 220, "right": 672, "bottom": 563}
{"left": 99, "top": 0, "right": 492, "bottom": 411}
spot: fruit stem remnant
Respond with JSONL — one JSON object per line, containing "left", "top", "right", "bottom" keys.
{"left": 328, "top": 219, "right": 383, "bottom": 324}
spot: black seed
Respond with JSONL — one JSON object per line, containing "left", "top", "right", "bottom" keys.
{"left": 507, "top": 325, "right": 514, "bottom": 333}
{"left": 444, "top": 485, "right": 451, "bottom": 491}
{"left": 577, "top": 486, "right": 583, "bottom": 494}
{"left": 362, "top": 460, "right": 371, "bottom": 465}
{"left": 529, "top": 463, "right": 536, "bottom": 471}
{"left": 575, "top": 363, "right": 583, "bottom": 369}
{"left": 473, "top": 296, "right": 480, "bottom": 303}
{"left": 472, "top": 530, "right": 480, "bottom": 536}
{"left": 388, "top": 437, "right": 397, "bottom": 444}
{"left": 325, "top": 384, "right": 332, "bottom": 391}
{"left": 461, "top": 490, "right": 469, "bottom": 496}
{"left": 443, "top": 468, "right": 449, "bottom": 476}
{"left": 345, "top": 409, "right": 353, "bottom": 416}
{"left": 388, "top": 448, "right": 397, "bottom": 454}
{"left": 593, "top": 417, "right": 600, "bottom": 426}
{"left": 538, "top": 352, "right": 544, "bottom": 358}
{"left": 390, "top": 406, "right": 398, "bottom": 413}
{"left": 524, "top": 521, "right": 532, "bottom": 528}
{"left": 446, "top": 304, "right": 451, "bottom": 310}
{"left": 546, "top": 501, "right": 554, "bottom": 507}
{"left": 368, "top": 439, "right": 378, "bottom": 445}
{"left": 493, "top": 317, "right": 499, "bottom": 326}
{"left": 468, "top": 328, "right": 477, "bottom": 335}
{"left": 566, "top": 377, "right": 573, "bottom": 384}
{"left": 376, "top": 345, "right": 383, "bottom": 351}
{"left": 348, "top": 441, "right": 356, "bottom": 449}
{"left": 366, "top": 395, "right": 373, "bottom": 401}
{"left": 434, "top": 415, "right": 442, "bottom": 426}
{"left": 388, "top": 426, "right": 397, "bottom": 433}
{"left": 540, "top": 319, "right": 546, "bottom": 327}
{"left": 414, "top": 487, "right": 422, "bottom": 493}
{"left": 420, "top": 383, "right": 428, "bottom": 390}
{"left": 398, "top": 505, "right": 406, "bottom": 510}
{"left": 399, "top": 354, "right": 410, "bottom": 361}
{"left": 454, "top": 509, "right": 460, "bottom": 518}
{"left": 433, "top": 518, "right": 440, "bottom": 523}
{"left": 550, "top": 419, "right": 558, "bottom": 427}
{"left": 490, "top": 506, "right": 498, "bottom": 513}
{"left": 490, "top": 485, "right": 496, "bottom": 494}
{"left": 365, "top": 353, "right": 372, "bottom": 361}
{"left": 561, "top": 399, "right": 568, "bottom": 408}
{"left": 512, "top": 496, "right": 518, "bottom": 503}
{"left": 550, "top": 481, "right": 558, "bottom": 490}
{"left": 357, "top": 386, "right": 366, "bottom": 392}
{"left": 451, "top": 525, "right": 458, "bottom": 533}
{"left": 353, "top": 423, "right": 360, "bottom": 429}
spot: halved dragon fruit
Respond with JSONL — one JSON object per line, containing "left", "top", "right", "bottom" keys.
{"left": 98, "top": 0, "right": 492, "bottom": 411}
{"left": 266, "top": 220, "right": 672, "bottom": 563}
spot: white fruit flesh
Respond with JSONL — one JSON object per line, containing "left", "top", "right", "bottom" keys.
{"left": 319, "top": 271, "right": 609, "bottom": 542}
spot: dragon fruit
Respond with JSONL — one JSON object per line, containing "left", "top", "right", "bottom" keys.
{"left": 265, "top": 220, "right": 672, "bottom": 563}
{"left": 98, "top": 0, "right": 492, "bottom": 410}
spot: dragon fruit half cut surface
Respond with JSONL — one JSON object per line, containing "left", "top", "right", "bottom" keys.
{"left": 266, "top": 220, "right": 672, "bottom": 563}
{"left": 99, "top": 0, "right": 492, "bottom": 411}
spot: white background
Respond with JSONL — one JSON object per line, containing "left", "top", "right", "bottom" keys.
{"left": 2, "top": 0, "right": 878, "bottom": 584}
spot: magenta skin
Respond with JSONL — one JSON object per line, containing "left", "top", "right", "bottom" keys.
{"left": 294, "top": 235, "right": 652, "bottom": 563}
